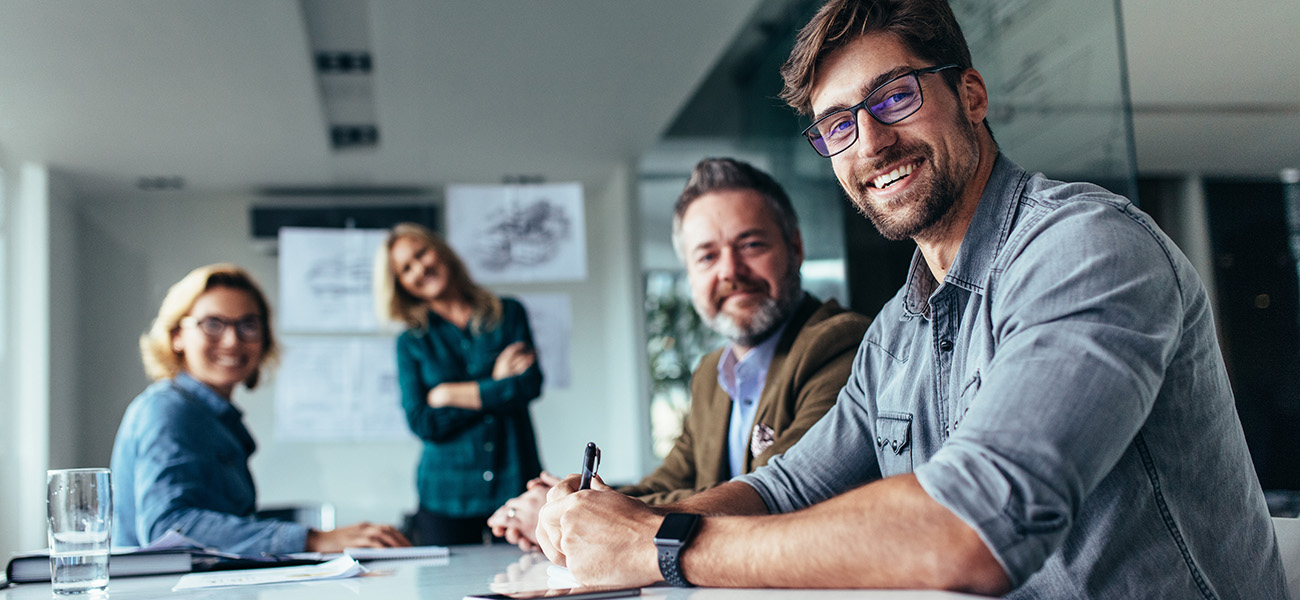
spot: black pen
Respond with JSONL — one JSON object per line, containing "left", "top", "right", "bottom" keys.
{"left": 578, "top": 442, "right": 601, "bottom": 490}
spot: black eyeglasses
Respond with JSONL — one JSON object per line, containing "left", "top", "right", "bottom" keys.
{"left": 801, "top": 64, "right": 960, "bottom": 158}
{"left": 181, "top": 315, "right": 264, "bottom": 342}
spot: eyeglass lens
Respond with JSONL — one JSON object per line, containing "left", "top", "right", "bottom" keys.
{"left": 192, "top": 316, "right": 263, "bottom": 342}
{"left": 807, "top": 72, "right": 925, "bottom": 157}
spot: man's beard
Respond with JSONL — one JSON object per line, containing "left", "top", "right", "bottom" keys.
{"left": 845, "top": 121, "right": 979, "bottom": 241}
{"left": 697, "top": 259, "right": 802, "bottom": 348}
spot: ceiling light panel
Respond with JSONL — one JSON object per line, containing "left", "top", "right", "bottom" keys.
{"left": 301, "top": 0, "right": 379, "bottom": 150}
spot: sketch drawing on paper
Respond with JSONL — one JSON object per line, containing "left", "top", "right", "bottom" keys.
{"left": 305, "top": 254, "right": 373, "bottom": 299}
{"left": 446, "top": 182, "right": 587, "bottom": 283}
{"left": 473, "top": 198, "right": 572, "bottom": 271}
{"left": 279, "top": 227, "right": 388, "bottom": 332}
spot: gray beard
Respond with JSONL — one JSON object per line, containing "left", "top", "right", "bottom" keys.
{"left": 699, "top": 267, "right": 803, "bottom": 348}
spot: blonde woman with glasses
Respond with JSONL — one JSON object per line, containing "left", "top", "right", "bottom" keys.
{"left": 111, "top": 263, "right": 409, "bottom": 555}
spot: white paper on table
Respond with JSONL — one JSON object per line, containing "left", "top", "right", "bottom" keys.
{"left": 546, "top": 564, "right": 580, "bottom": 588}
{"left": 171, "top": 556, "right": 367, "bottom": 590}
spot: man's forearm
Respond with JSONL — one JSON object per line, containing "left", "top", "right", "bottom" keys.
{"left": 661, "top": 480, "right": 770, "bottom": 516}
{"left": 677, "top": 475, "right": 1011, "bottom": 594}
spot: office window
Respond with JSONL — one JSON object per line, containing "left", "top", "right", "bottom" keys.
{"left": 1202, "top": 178, "right": 1300, "bottom": 497}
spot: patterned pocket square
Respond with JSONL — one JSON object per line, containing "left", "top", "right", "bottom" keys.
{"left": 750, "top": 423, "right": 776, "bottom": 458}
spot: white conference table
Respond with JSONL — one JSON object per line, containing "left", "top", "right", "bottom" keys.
{"left": 0, "top": 543, "right": 984, "bottom": 600}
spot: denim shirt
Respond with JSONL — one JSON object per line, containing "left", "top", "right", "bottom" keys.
{"left": 111, "top": 372, "right": 307, "bottom": 554}
{"left": 737, "top": 155, "right": 1287, "bottom": 599}
{"left": 397, "top": 297, "right": 543, "bottom": 517}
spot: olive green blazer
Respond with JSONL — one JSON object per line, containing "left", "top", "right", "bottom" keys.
{"left": 618, "top": 294, "right": 870, "bottom": 504}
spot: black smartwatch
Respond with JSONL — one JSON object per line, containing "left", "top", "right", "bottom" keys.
{"left": 653, "top": 512, "right": 701, "bottom": 587}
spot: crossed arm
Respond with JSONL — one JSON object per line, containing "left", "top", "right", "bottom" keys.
{"left": 425, "top": 342, "right": 536, "bottom": 410}
{"left": 535, "top": 474, "right": 1009, "bottom": 594}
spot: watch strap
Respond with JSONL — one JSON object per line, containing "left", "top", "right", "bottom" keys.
{"left": 654, "top": 513, "right": 700, "bottom": 587}
{"left": 657, "top": 543, "right": 693, "bottom": 587}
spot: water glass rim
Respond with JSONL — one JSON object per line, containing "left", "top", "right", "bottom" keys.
{"left": 47, "top": 467, "right": 110, "bottom": 476}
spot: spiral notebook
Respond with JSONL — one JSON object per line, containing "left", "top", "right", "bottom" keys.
{"left": 343, "top": 545, "right": 449, "bottom": 561}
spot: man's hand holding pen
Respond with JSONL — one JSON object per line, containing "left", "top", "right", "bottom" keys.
{"left": 536, "top": 472, "right": 665, "bottom": 587}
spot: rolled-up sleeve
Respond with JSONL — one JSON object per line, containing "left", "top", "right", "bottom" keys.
{"left": 914, "top": 200, "right": 1183, "bottom": 586}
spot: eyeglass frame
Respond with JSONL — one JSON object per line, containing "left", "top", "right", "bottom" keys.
{"left": 800, "top": 64, "right": 962, "bottom": 158}
{"left": 179, "top": 315, "right": 265, "bottom": 343}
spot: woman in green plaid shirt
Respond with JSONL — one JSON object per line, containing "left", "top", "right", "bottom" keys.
{"left": 375, "top": 223, "right": 544, "bottom": 545}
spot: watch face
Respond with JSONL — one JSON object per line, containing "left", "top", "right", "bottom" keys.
{"left": 655, "top": 513, "right": 700, "bottom": 543}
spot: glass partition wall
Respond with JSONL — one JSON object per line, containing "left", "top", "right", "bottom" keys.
{"left": 637, "top": 0, "right": 1137, "bottom": 459}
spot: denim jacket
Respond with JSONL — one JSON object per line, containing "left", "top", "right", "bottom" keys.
{"left": 738, "top": 155, "right": 1288, "bottom": 599}
{"left": 111, "top": 372, "right": 307, "bottom": 554}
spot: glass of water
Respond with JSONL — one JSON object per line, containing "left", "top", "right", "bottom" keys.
{"left": 46, "top": 468, "right": 112, "bottom": 595}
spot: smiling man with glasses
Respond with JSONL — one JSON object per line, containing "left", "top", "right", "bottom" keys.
{"left": 535, "top": 0, "right": 1287, "bottom": 597}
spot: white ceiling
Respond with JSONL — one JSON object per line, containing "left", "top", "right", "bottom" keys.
{"left": 0, "top": 0, "right": 1295, "bottom": 200}
{"left": 1121, "top": 0, "right": 1300, "bottom": 178}
{"left": 0, "top": 0, "right": 763, "bottom": 197}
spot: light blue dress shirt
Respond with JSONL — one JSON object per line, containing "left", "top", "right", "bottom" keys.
{"left": 111, "top": 372, "right": 307, "bottom": 555}
{"left": 717, "top": 320, "right": 790, "bottom": 479}
{"left": 737, "top": 155, "right": 1287, "bottom": 599}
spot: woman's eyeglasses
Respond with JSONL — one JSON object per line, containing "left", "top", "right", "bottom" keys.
{"left": 180, "top": 315, "right": 264, "bottom": 342}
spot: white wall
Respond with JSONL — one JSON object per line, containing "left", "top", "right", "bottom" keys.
{"left": 65, "top": 164, "right": 649, "bottom": 529}
{"left": 1, "top": 163, "right": 54, "bottom": 561}
{"left": 0, "top": 156, "right": 15, "bottom": 560}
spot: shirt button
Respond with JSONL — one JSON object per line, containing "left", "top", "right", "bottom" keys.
{"left": 482, "top": 470, "right": 494, "bottom": 482}
{"left": 939, "top": 340, "right": 953, "bottom": 352}
{"left": 484, "top": 415, "right": 495, "bottom": 425}
{"left": 483, "top": 442, "right": 495, "bottom": 452}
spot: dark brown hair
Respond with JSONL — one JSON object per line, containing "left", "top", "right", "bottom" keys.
{"left": 780, "top": 0, "right": 974, "bottom": 116}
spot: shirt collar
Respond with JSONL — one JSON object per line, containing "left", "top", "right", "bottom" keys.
{"left": 902, "top": 153, "right": 1029, "bottom": 316}
{"left": 173, "top": 371, "right": 244, "bottom": 422}
{"left": 717, "top": 315, "right": 793, "bottom": 400}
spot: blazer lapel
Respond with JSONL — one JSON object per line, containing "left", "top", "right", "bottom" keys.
{"left": 698, "top": 376, "right": 735, "bottom": 485}
{"left": 744, "top": 294, "right": 821, "bottom": 473}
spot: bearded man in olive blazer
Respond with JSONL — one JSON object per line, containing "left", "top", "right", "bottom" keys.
{"left": 488, "top": 157, "right": 869, "bottom": 547}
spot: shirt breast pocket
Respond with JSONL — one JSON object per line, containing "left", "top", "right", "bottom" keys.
{"left": 874, "top": 412, "right": 913, "bottom": 476}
